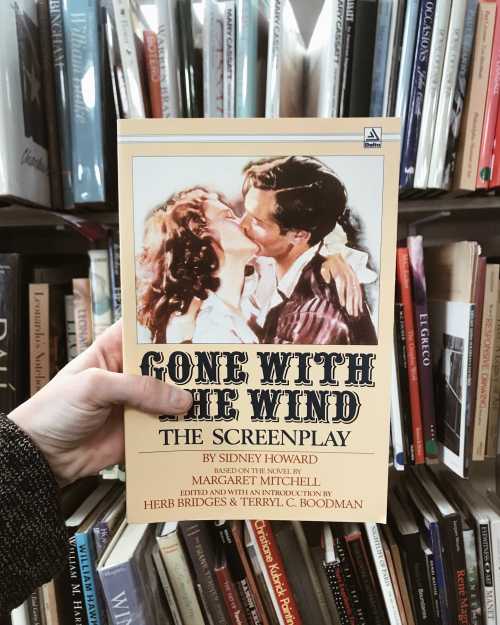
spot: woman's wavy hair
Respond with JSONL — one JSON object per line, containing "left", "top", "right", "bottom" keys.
{"left": 136, "top": 187, "right": 221, "bottom": 343}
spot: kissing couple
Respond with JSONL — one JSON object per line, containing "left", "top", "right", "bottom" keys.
{"left": 137, "top": 155, "right": 377, "bottom": 345}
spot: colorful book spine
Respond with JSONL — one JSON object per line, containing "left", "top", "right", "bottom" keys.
{"left": 396, "top": 248, "right": 425, "bottom": 464}
{"left": 407, "top": 235, "right": 438, "bottom": 461}
{"left": 75, "top": 532, "right": 106, "bottom": 625}
{"left": 334, "top": 535, "right": 367, "bottom": 624}
{"left": 441, "top": 0, "right": 480, "bottom": 188}
{"left": 63, "top": 0, "right": 105, "bottom": 204}
{"left": 454, "top": 1, "right": 496, "bottom": 190}
{"left": 68, "top": 535, "right": 90, "bottom": 625}
{"left": 394, "top": 302, "right": 415, "bottom": 463}
{"left": 246, "top": 520, "right": 303, "bottom": 625}
{"left": 427, "top": 0, "right": 468, "bottom": 188}
{"left": 48, "top": 0, "right": 73, "bottom": 208}
{"left": 143, "top": 31, "right": 162, "bottom": 118}
{"left": 399, "top": 0, "right": 437, "bottom": 189}
{"left": 477, "top": 2, "right": 500, "bottom": 187}
{"left": 215, "top": 555, "right": 249, "bottom": 625}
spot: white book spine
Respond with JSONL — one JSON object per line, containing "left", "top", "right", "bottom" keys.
{"left": 330, "top": 0, "right": 345, "bottom": 116}
{"left": 395, "top": 0, "right": 420, "bottom": 121}
{"left": 390, "top": 345, "right": 405, "bottom": 470}
{"left": 158, "top": 531, "right": 206, "bottom": 625}
{"left": 88, "top": 249, "right": 113, "bottom": 340}
{"left": 223, "top": 1, "right": 236, "bottom": 117}
{"left": 414, "top": 0, "right": 452, "bottom": 188}
{"left": 156, "top": 0, "right": 181, "bottom": 117}
{"left": 488, "top": 518, "right": 500, "bottom": 621}
{"left": 382, "top": 0, "right": 400, "bottom": 115}
{"left": 365, "top": 523, "right": 404, "bottom": 625}
{"left": 204, "top": 0, "right": 225, "bottom": 117}
{"left": 427, "top": 0, "right": 468, "bottom": 188}
{"left": 10, "top": 602, "right": 30, "bottom": 625}
{"left": 112, "top": 0, "right": 146, "bottom": 118}
{"left": 265, "top": 0, "right": 283, "bottom": 118}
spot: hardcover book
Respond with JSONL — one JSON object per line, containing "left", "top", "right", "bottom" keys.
{"left": 119, "top": 117, "right": 399, "bottom": 522}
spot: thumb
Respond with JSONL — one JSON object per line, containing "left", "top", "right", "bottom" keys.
{"left": 75, "top": 368, "right": 193, "bottom": 415}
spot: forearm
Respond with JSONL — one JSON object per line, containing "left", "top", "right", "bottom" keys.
{"left": 0, "top": 414, "right": 67, "bottom": 615}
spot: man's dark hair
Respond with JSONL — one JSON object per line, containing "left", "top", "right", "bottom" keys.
{"left": 242, "top": 156, "right": 349, "bottom": 246}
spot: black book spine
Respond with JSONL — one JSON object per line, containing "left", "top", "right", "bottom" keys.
{"left": 334, "top": 536, "right": 367, "bottom": 625}
{"left": 107, "top": 230, "right": 121, "bottom": 322}
{"left": 440, "top": 515, "right": 471, "bottom": 625}
{"left": 27, "top": 589, "right": 44, "bottom": 625}
{"left": 348, "top": 0, "right": 378, "bottom": 116}
{"left": 400, "top": 535, "right": 435, "bottom": 625}
{"left": 338, "top": 0, "right": 357, "bottom": 117}
{"left": 395, "top": 301, "right": 415, "bottom": 463}
{"left": 425, "top": 549, "right": 442, "bottom": 623}
{"left": 323, "top": 561, "right": 352, "bottom": 625}
{"left": 345, "top": 534, "right": 389, "bottom": 625}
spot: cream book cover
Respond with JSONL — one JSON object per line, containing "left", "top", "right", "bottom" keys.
{"left": 119, "top": 118, "right": 400, "bottom": 522}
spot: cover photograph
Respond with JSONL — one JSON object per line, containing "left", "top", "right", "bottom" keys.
{"left": 118, "top": 118, "right": 400, "bottom": 522}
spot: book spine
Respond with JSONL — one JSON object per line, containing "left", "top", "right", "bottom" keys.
{"left": 72, "top": 278, "right": 93, "bottom": 354}
{"left": 29, "top": 284, "right": 50, "bottom": 396}
{"left": 395, "top": 302, "right": 416, "bottom": 463}
{"left": 179, "top": 521, "right": 230, "bottom": 625}
{"left": 413, "top": 0, "right": 452, "bottom": 189}
{"left": 442, "top": 515, "right": 471, "bottom": 625}
{"left": 400, "top": 0, "right": 437, "bottom": 189}
{"left": 370, "top": 0, "right": 393, "bottom": 117}
{"left": 462, "top": 527, "right": 483, "bottom": 625}
{"left": 11, "top": 601, "right": 31, "bottom": 625}
{"left": 37, "top": 0, "right": 64, "bottom": 210}
{"left": 88, "top": 250, "right": 113, "bottom": 340}
{"left": 441, "top": 0, "right": 479, "bottom": 188}
{"left": 75, "top": 533, "right": 105, "bottom": 625}
{"left": 143, "top": 30, "right": 162, "bottom": 118}
{"left": 395, "top": 0, "right": 420, "bottom": 123}
{"left": 487, "top": 519, "right": 500, "bottom": 622}
{"left": 0, "top": 256, "right": 21, "bottom": 412}
{"left": 156, "top": 0, "right": 182, "bottom": 117}
{"left": 107, "top": 231, "right": 121, "bottom": 322}
{"left": 158, "top": 532, "right": 206, "bottom": 625}
{"left": 344, "top": 533, "right": 387, "bottom": 625}
{"left": 462, "top": 303, "right": 477, "bottom": 475}
{"left": 338, "top": 0, "right": 357, "bottom": 117}
{"left": 334, "top": 536, "right": 367, "bottom": 624}
{"left": 68, "top": 535, "right": 89, "bottom": 625}
{"left": 48, "top": 0, "right": 73, "bottom": 208}
{"left": 27, "top": 589, "right": 44, "bottom": 625}
{"left": 424, "top": 550, "right": 441, "bottom": 623}
{"left": 427, "top": 0, "right": 468, "bottom": 188}
{"left": 400, "top": 536, "right": 434, "bottom": 625}
{"left": 244, "top": 531, "right": 281, "bottom": 625}
{"left": 99, "top": 562, "right": 147, "bottom": 625}
{"left": 348, "top": 0, "right": 377, "bottom": 116}
{"left": 223, "top": 1, "right": 236, "bottom": 118}
{"left": 473, "top": 264, "right": 500, "bottom": 459}
{"left": 487, "top": 289, "right": 500, "bottom": 456}
{"left": 428, "top": 523, "right": 450, "bottom": 625}
{"left": 265, "top": 0, "right": 282, "bottom": 118}
{"left": 390, "top": 348, "right": 406, "bottom": 470}
{"left": 215, "top": 561, "right": 249, "bottom": 625}
{"left": 396, "top": 248, "right": 425, "bottom": 464}
{"left": 64, "top": 0, "right": 106, "bottom": 204}
{"left": 475, "top": 522, "right": 496, "bottom": 623}
{"left": 64, "top": 295, "right": 78, "bottom": 362}
{"left": 235, "top": 0, "right": 258, "bottom": 117}
{"left": 454, "top": 1, "right": 496, "bottom": 190}
{"left": 407, "top": 236, "right": 438, "bottom": 461}
{"left": 365, "top": 524, "right": 404, "bottom": 625}
{"left": 477, "top": 5, "right": 500, "bottom": 187}
{"left": 204, "top": 0, "right": 225, "bottom": 118}
{"left": 247, "top": 520, "right": 303, "bottom": 625}
{"left": 322, "top": 561, "right": 353, "bottom": 625}
{"left": 151, "top": 547, "right": 183, "bottom": 625}
{"left": 330, "top": 0, "right": 346, "bottom": 116}
{"left": 41, "top": 580, "right": 59, "bottom": 625}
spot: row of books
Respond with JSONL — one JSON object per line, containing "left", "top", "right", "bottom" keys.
{"left": 391, "top": 236, "right": 500, "bottom": 477}
{"left": 9, "top": 465, "right": 500, "bottom": 625}
{"left": 5, "top": 0, "right": 500, "bottom": 213}
{"left": 0, "top": 228, "right": 120, "bottom": 412}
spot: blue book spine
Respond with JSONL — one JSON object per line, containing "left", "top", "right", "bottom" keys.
{"left": 98, "top": 562, "right": 147, "bottom": 625}
{"left": 370, "top": 0, "right": 393, "bottom": 116}
{"left": 63, "top": 0, "right": 105, "bottom": 204}
{"left": 48, "top": 0, "right": 73, "bottom": 209}
{"left": 75, "top": 532, "right": 105, "bottom": 625}
{"left": 236, "top": 0, "right": 258, "bottom": 117}
{"left": 395, "top": 0, "right": 420, "bottom": 123}
{"left": 399, "top": 0, "right": 436, "bottom": 189}
{"left": 428, "top": 522, "right": 451, "bottom": 625}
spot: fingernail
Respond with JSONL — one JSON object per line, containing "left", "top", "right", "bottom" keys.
{"left": 172, "top": 388, "right": 193, "bottom": 412}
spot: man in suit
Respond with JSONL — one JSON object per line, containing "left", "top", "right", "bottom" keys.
{"left": 240, "top": 155, "right": 377, "bottom": 345}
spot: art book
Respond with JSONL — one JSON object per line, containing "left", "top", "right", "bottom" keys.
{"left": 119, "top": 118, "right": 400, "bottom": 522}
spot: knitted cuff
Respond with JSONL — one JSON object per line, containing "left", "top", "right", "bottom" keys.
{"left": 0, "top": 414, "right": 67, "bottom": 615}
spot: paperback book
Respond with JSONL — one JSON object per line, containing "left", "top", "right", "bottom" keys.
{"left": 119, "top": 117, "right": 400, "bottom": 522}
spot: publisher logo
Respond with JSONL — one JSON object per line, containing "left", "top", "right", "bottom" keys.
{"left": 364, "top": 127, "right": 382, "bottom": 148}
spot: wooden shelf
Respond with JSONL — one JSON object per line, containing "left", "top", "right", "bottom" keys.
{"left": 0, "top": 205, "right": 118, "bottom": 228}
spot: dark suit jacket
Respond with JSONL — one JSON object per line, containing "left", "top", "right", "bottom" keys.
{"left": 260, "top": 252, "right": 377, "bottom": 345}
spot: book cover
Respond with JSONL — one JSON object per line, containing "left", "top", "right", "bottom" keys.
{"left": 119, "top": 117, "right": 399, "bottom": 523}
{"left": 0, "top": 0, "right": 50, "bottom": 206}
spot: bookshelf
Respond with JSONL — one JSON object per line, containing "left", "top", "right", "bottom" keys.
{"left": 2, "top": 0, "right": 500, "bottom": 625}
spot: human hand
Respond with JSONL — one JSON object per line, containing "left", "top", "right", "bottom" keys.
{"left": 320, "top": 253, "right": 363, "bottom": 317}
{"left": 8, "top": 320, "right": 192, "bottom": 486}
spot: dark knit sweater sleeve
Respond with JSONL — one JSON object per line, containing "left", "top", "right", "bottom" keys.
{"left": 0, "top": 413, "right": 67, "bottom": 615}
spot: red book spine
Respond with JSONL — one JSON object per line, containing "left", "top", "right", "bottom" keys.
{"left": 249, "top": 521, "right": 303, "bottom": 625}
{"left": 143, "top": 30, "right": 162, "bottom": 118}
{"left": 215, "top": 561, "right": 249, "bottom": 625}
{"left": 477, "top": 2, "right": 500, "bottom": 187}
{"left": 396, "top": 247, "right": 425, "bottom": 464}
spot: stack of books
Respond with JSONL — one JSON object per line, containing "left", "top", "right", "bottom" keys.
{"left": 3, "top": 0, "right": 500, "bottom": 210}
